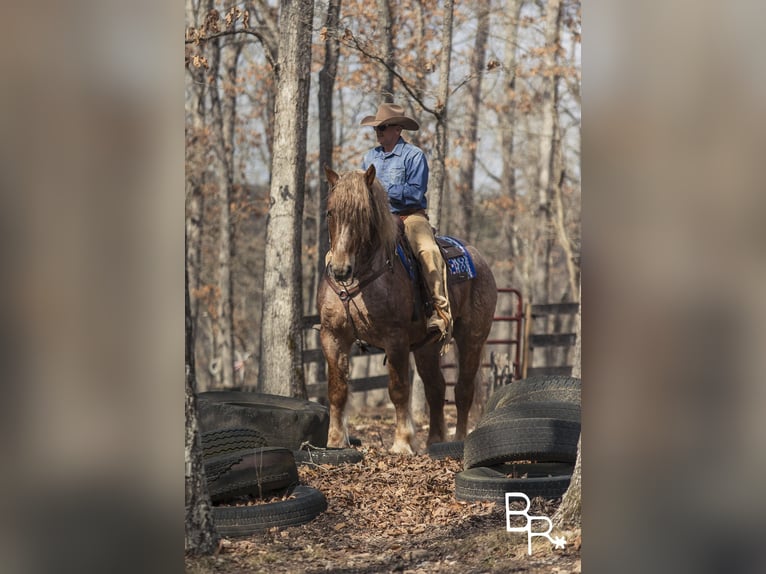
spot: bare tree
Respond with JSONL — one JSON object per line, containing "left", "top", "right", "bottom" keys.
{"left": 316, "top": 0, "right": 341, "bottom": 287}
{"left": 185, "top": 258, "right": 219, "bottom": 554}
{"left": 258, "top": 0, "right": 314, "bottom": 398}
{"left": 427, "top": 0, "right": 455, "bottom": 231}
{"left": 311, "top": 0, "right": 342, "bottom": 390}
{"left": 535, "top": 0, "right": 563, "bottom": 303}
{"left": 499, "top": 0, "right": 524, "bottom": 289}
{"left": 452, "top": 2, "right": 490, "bottom": 242}
{"left": 554, "top": 284, "right": 581, "bottom": 527}
{"left": 377, "top": 0, "right": 395, "bottom": 102}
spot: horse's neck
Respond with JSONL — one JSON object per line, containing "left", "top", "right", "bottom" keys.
{"left": 358, "top": 240, "right": 391, "bottom": 271}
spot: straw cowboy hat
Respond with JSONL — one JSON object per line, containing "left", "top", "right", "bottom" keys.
{"left": 360, "top": 103, "right": 420, "bottom": 131}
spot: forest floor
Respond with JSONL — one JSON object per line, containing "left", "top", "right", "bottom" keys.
{"left": 186, "top": 405, "right": 581, "bottom": 574}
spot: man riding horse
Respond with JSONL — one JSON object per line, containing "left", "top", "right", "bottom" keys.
{"left": 358, "top": 103, "right": 453, "bottom": 350}
{"left": 319, "top": 103, "right": 497, "bottom": 453}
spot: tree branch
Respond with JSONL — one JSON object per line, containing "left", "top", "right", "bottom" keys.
{"left": 338, "top": 31, "right": 439, "bottom": 119}
{"left": 476, "top": 155, "right": 502, "bottom": 185}
{"left": 186, "top": 28, "right": 276, "bottom": 69}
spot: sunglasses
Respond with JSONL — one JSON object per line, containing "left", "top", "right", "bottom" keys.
{"left": 374, "top": 124, "right": 399, "bottom": 132}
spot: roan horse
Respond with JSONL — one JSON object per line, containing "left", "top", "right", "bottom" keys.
{"left": 317, "top": 165, "right": 497, "bottom": 454}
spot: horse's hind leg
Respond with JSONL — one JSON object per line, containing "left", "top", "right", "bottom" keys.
{"left": 413, "top": 345, "right": 447, "bottom": 445}
{"left": 386, "top": 346, "right": 415, "bottom": 454}
{"left": 453, "top": 336, "right": 485, "bottom": 441}
{"left": 321, "top": 330, "right": 352, "bottom": 448}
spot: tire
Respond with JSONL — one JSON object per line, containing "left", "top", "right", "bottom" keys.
{"left": 197, "top": 392, "right": 329, "bottom": 451}
{"left": 476, "top": 401, "right": 580, "bottom": 429}
{"left": 492, "top": 461, "right": 575, "bottom": 477}
{"left": 293, "top": 447, "right": 363, "bottom": 466}
{"left": 199, "top": 391, "right": 321, "bottom": 410}
{"left": 200, "top": 428, "right": 268, "bottom": 459}
{"left": 213, "top": 485, "right": 327, "bottom": 537}
{"left": 205, "top": 447, "right": 298, "bottom": 502}
{"left": 427, "top": 441, "right": 464, "bottom": 460}
{"left": 455, "top": 466, "right": 571, "bottom": 502}
{"left": 463, "top": 418, "right": 581, "bottom": 469}
{"left": 485, "top": 375, "right": 581, "bottom": 412}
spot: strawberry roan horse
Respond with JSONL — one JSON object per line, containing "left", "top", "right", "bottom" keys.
{"left": 317, "top": 166, "right": 497, "bottom": 453}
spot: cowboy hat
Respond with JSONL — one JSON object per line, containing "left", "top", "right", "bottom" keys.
{"left": 360, "top": 103, "right": 420, "bottom": 131}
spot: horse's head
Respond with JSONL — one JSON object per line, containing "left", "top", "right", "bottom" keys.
{"left": 324, "top": 165, "right": 395, "bottom": 283}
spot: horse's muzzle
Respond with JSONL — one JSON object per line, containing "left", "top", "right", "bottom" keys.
{"left": 332, "top": 264, "right": 353, "bottom": 283}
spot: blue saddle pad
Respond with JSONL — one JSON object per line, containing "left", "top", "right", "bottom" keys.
{"left": 437, "top": 235, "right": 476, "bottom": 281}
{"left": 395, "top": 236, "right": 476, "bottom": 283}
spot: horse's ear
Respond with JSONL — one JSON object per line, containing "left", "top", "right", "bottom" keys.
{"left": 364, "top": 164, "right": 376, "bottom": 188}
{"left": 324, "top": 165, "right": 339, "bottom": 187}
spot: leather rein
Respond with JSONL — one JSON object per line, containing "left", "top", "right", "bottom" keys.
{"left": 324, "top": 257, "right": 393, "bottom": 353}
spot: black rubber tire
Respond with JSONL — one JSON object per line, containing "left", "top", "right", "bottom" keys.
{"left": 197, "top": 392, "right": 329, "bottom": 451}
{"left": 492, "top": 461, "right": 575, "bottom": 478}
{"left": 205, "top": 447, "right": 298, "bottom": 502}
{"left": 455, "top": 466, "right": 571, "bottom": 502}
{"left": 463, "top": 418, "right": 581, "bottom": 469}
{"left": 427, "top": 441, "right": 464, "bottom": 460}
{"left": 485, "top": 375, "right": 581, "bottom": 412}
{"left": 293, "top": 447, "right": 363, "bottom": 466}
{"left": 212, "top": 485, "right": 327, "bottom": 537}
{"left": 199, "top": 391, "right": 321, "bottom": 409}
{"left": 476, "top": 401, "right": 580, "bottom": 429}
{"left": 201, "top": 428, "right": 268, "bottom": 459}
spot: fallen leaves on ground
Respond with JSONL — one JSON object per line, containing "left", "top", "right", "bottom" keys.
{"left": 186, "top": 407, "right": 581, "bottom": 574}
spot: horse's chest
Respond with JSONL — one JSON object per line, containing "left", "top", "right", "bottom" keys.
{"left": 322, "top": 294, "right": 407, "bottom": 335}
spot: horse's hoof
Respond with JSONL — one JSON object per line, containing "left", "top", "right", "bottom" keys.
{"left": 389, "top": 442, "right": 415, "bottom": 455}
{"left": 327, "top": 431, "right": 348, "bottom": 449}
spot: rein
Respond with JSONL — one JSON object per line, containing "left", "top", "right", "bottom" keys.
{"left": 324, "top": 256, "right": 393, "bottom": 352}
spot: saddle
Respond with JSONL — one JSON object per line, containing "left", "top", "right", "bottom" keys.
{"left": 394, "top": 219, "right": 476, "bottom": 322}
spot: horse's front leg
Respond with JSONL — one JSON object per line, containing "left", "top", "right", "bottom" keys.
{"left": 386, "top": 345, "right": 415, "bottom": 454}
{"left": 413, "top": 345, "right": 447, "bottom": 445}
{"left": 321, "top": 330, "right": 352, "bottom": 448}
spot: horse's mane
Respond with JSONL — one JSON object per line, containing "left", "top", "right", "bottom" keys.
{"left": 331, "top": 170, "right": 398, "bottom": 254}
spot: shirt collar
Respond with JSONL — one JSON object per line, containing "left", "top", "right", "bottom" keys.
{"left": 377, "top": 136, "right": 405, "bottom": 157}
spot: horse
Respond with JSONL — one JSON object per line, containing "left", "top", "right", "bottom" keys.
{"left": 317, "top": 165, "right": 498, "bottom": 454}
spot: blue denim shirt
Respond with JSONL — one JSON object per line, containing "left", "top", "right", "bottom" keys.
{"left": 362, "top": 137, "right": 429, "bottom": 213}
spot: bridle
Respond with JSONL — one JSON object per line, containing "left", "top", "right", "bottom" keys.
{"left": 324, "top": 253, "right": 393, "bottom": 353}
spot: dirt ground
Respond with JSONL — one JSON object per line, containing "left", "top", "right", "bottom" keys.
{"left": 186, "top": 405, "right": 581, "bottom": 574}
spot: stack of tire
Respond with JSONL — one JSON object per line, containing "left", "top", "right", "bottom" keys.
{"left": 196, "top": 390, "right": 359, "bottom": 536}
{"left": 455, "top": 375, "right": 581, "bottom": 503}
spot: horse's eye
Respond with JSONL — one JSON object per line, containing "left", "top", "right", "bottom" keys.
{"left": 326, "top": 210, "right": 333, "bottom": 218}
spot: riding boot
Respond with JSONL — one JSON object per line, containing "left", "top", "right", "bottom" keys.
{"left": 420, "top": 247, "right": 453, "bottom": 352}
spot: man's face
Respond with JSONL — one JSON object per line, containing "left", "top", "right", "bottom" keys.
{"left": 374, "top": 124, "right": 402, "bottom": 150}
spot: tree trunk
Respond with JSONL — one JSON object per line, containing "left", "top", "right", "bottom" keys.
{"left": 453, "top": 2, "right": 489, "bottom": 242}
{"left": 221, "top": 19, "right": 244, "bottom": 367}
{"left": 258, "top": 0, "right": 314, "bottom": 398}
{"left": 427, "top": 0, "right": 454, "bottom": 231}
{"left": 185, "top": 0, "right": 206, "bottom": 329}
{"left": 407, "top": 1, "right": 428, "bottom": 151}
{"left": 537, "top": 0, "right": 562, "bottom": 307}
{"left": 552, "top": 153, "right": 579, "bottom": 298}
{"left": 316, "top": 0, "right": 340, "bottom": 289}
{"left": 185, "top": 258, "right": 219, "bottom": 554}
{"left": 377, "top": 0, "right": 395, "bottom": 102}
{"left": 205, "top": 0, "right": 235, "bottom": 388}
{"left": 500, "top": 0, "right": 524, "bottom": 290}
{"left": 314, "top": 0, "right": 341, "bottom": 391}
{"left": 554, "top": 285, "right": 581, "bottom": 527}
